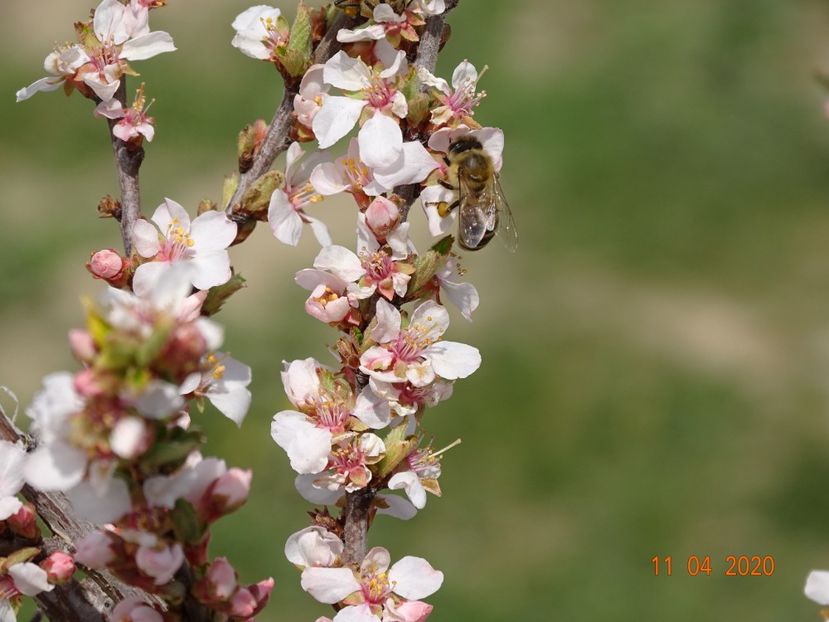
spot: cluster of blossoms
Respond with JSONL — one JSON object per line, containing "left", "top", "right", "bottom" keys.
{"left": 228, "top": 1, "right": 506, "bottom": 620}
{"left": 8, "top": 0, "right": 504, "bottom": 619}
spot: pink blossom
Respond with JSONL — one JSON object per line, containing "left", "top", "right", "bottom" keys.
{"left": 110, "top": 596, "right": 164, "bottom": 622}
{"left": 87, "top": 249, "right": 126, "bottom": 281}
{"left": 201, "top": 468, "right": 252, "bottom": 519}
{"left": 68, "top": 329, "right": 97, "bottom": 362}
{"left": 8, "top": 503, "right": 38, "bottom": 539}
{"left": 231, "top": 5, "right": 285, "bottom": 61}
{"left": 418, "top": 60, "right": 486, "bottom": 127}
{"left": 294, "top": 65, "right": 328, "bottom": 129}
{"left": 135, "top": 542, "right": 184, "bottom": 585}
{"left": 74, "top": 531, "right": 117, "bottom": 568}
{"left": 194, "top": 557, "right": 237, "bottom": 603}
{"left": 365, "top": 197, "right": 400, "bottom": 240}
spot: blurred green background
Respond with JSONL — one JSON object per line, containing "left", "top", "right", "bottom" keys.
{"left": 4, "top": 0, "right": 829, "bottom": 619}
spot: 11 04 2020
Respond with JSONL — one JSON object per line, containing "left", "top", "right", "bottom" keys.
{"left": 651, "top": 555, "right": 776, "bottom": 577}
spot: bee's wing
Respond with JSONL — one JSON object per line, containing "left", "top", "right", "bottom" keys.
{"left": 494, "top": 175, "right": 519, "bottom": 253}
{"left": 458, "top": 177, "right": 490, "bottom": 250}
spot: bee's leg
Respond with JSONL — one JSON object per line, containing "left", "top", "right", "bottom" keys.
{"left": 437, "top": 200, "right": 460, "bottom": 218}
{"left": 438, "top": 179, "right": 456, "bottom": 190}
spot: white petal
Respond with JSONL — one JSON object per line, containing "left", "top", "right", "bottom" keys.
{"left": 135, "top": 380, "right": 184, "bottom": 419}
{"left": 15, "top": 77, "right": 61, "bottom": 102}
{"left": 376, "top": 493, "right": 417, "bottom": 520}
{"left": 271, "top": 411, "right": 331, "bottom": 474}
{"left": 232, "top": 5, "right": 281, "bottom": 31}
{"left": 0, "top": 497, "right": 22, "bottom": 521}
{"left": 373, "top": 141, "right": 439, "bottom": 189}
{"left": 352, "top": 387, "right": 391, "bottom": 429}
{"left": 281, "top": 358, "right": 321, "bottom": 407}
{"left": 474, "top": 127, "right": 505, "bottom": 172}
{"left": 150, "top": 263, "right": 195, "bottom": 310}
{"left": 441, "top": 278, "right": 479, "bottom": 321}
{"left": 9, "top": 563, "right": 54, "bottom": 596}
{"left": 357, "top": 114, "right": 402, "bottom": 169}
{"left": 132, "top": 219, "right": 161, "bottom": 257}
{"left": 196, "top": 318, "right": 224, "bottom": 351}
{"left": 268, "top": 190, "right": 303, "bottom": 246}
{"left": 451, "top": 60, "right": 478, "bottom": 89}
{"left": 83, "top": 74, "right": 120, "bottom": 102}
{"left": 307, "top": 216, "right": 333, "bottom": 248}
{"left": 109, "top": 416, "right": 147, "bottom": 459}
{"left": 336, "top": 24, "right": 386, "bottom": 43}
{"left": 24, "top": 443, "right": 86, "bottom": 491}
{"left": 333, "top": 605, "right": 377, "bottom": 622}
{"left": 806, "top": 570, "right": 829, "bottom": 605}
{"left": 314, "top": 245, "right": 364, "bottom": 282}
{"left": 132, "top": 261, "right": 170, "bottom": 297}
{"left": 121, "top": 31, "right": 176, "bottom": 61}
{"left": 388, "top": 556, "right": 443, "bottom": 600}
{"left": 67, "top": 477, "right": 131, "bottom": 524}
{"left": 285, "top": 526, "right": 343, "bottom": 568}
{"left": 310, "top": 161, "right": 349, "bottom": 196}
{"left": 94, "top": 0, "right": 128, "bottom": 44}
{"left": 189, "top": 251, "right": 232, "bottom": 290}
{"left": 301, "top": 567, "right": 360, "bottom": 604}
{"left": 425, "top": 341, "right": 481, "bottom": 380}
{"left": 323, "top": 52, "right": 371, "bottom": 91}
{"left": 371, "top": 299, "right": 401, "bottom": 343}
{"left": 313, "top": 96, "right": 367, "bottom": 150}
{"left": 410, "top": 300, "right": 449, "bottom": 342}
{"left": 190, "top": 211, "right": 237, "bottom": 251}
{"left": 377, "top": 41, "right": 406, "bottom": 77}
{"left": 295, "top": 473, "right": 343, "bottom": 505}
{"left": 388, "top": 471, "right": 427, "bottom": 509}
{"left": 206, "top": 357, "right": 252, "bottom": 427}
{"left": 295, "top": 269, "right": 348, "bottom": 293}
{"left": 0, "top": 440, "right": 27, "bottom": 498}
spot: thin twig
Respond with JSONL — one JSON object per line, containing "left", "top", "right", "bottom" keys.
{"left": 106, "top": 80, "right": 145, "bottom": 255}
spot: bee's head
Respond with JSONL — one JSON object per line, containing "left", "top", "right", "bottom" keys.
{"left": 448, "top": 136, "right": 484, "bottom": 157}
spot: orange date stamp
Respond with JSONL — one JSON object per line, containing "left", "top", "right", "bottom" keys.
{"left": 651, "top": 555, "right": 776, "bottom": 577}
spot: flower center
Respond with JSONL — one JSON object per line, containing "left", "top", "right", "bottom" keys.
{"left": 159, "top": 219, "right": 194, "bottom": 261}
{"left": 360, "top": 250, "right": 395, "bottom": 283}
{"left": 342, "top": 157, "right": 372, "bottom": 190}
{"left": 289, "top": 181, "right": 323, "bottom": 212}
{"left": 313, "top": 396, "right": 350, "bottom": 433}
{"left": 366, "top": 76, "right": 395, "bottom": 110}
{"left": 391, "top": 325, "right": 433, "bottom": 363}
{"left": 360, "top": 571, "right": 392, "bottom": 604}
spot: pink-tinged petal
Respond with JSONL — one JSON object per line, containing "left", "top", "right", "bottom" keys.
{"left": 361, "top": 547, "right": 391, "bottom": 574}
{"left": 371, "top": 299, "right": 401, "bottom": 343}
{"left": 373, "top": 3, "right": 403, "bottom": 23}
{"left": 190, "top": 251, "right": 232, "bottom": 290}
{"left": 132, "top": 219, "right": 161, "bottom": 257}
{"left": 417, "top": 67, "right": 450, "bottom": 95}
{"left": 373, "top": 142, "right": 439, "bottom": 189}
{"left": 376, "top": 493, "right": 417, "bottom": 520}
{"left": 310, "top": 161, "right": 349, "bottom": 196}
{"left": 806, "top": 571, "right": 829, "bottom": 605}
{"left": 388, "top": 471, "right": 426, "bottom": 509}
{"left": 281, "top": 358, "right": 321, "bottom": 407}
{"left": 24, "top": 443, "right": 86, "bottom": 492}
{"left": 271, "top": 411, "right": 331, "bottom": 474}
{"left": 137, "top": 122, "right": 155, "bottom": 142}
{"left": 67, "top": 477, "right": 131, "bottom": 524}
{"left": 83, "top": 74, "right": 120, "bottom": 102}
{"left": 301, "top": 567, "right": 361, "bottom": 604}
{"left": 314, "top": 245, "right": 364, "bottom": 282}
{"left": 190, "top": 211, "right": 237, "bottom": 251}
{"left": 285, "top": 141, "right": 305, "bottom": 181}
{"left": 268, "top": 189, "right": 303, "bottom": 246}
{"left": 295, "top": 473, "right": 343, "bottom": 505}
{"left": 405, "top": 360, "right": 435, "bottom": 388}
{"left": 300, "top": 64, "right": 328, "bottom": 98}
{"left": 337, "top": 23, "right": 386, "bottom": 43}
{"left": 295, "top": 269, "right": 348, "bottom": 293}
{"left": 352, "top": 386, "right": 391, "bottom": 429}
{"left": 386, "top": 600, "right": 434, "bottom": 622}
{"left": 9, "top": 563, "right": 53, "bottom": 596}
{"left": 323, "top": 52, "right": 371, "bottom": 91}
{"left": 307, "top": 215, "right": 333, "bottom": 247}
{"left": 359, "top": 346, "right": 395, "bottom": 375}
{"left": 388, "top": 557, "right": 443, "bottom": 600}
{"left": 285, "top": 526, "right": 343, "bottom": 569}
{"left": 424, "top": 341, "right": 481, "bottom": 380}
{"left": 95, "top": 98, "right": 124, "bottom": 119}
{"left": 410, "top": 301, "right": 449, "bottom": 341}
{"left": 333, "top": 605, "right": 378, "bottom": 622}
{"left": 15, "top": 77, "right": 62, "bottom": 102}
{"left": 376, "top": 41, "right": 406, "bottom": 77}
{"left": 121, "top": 31, "right": 176, "bottom": 61}
{"left": 132, "top": 261, "right": 170, "bottom": 297}
{"left": 135, "top": 542, "right": 184, "bottom": 585}
{"left": 358, "top": 114, "right": 402, "bottom": 169}
{"left": 313, "top": 96, "right": 367, "bottom": 150}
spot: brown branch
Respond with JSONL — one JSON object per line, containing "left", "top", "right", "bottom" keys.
{"left": 225, "top": 11, "right": 359, "bottom": 216}
{"left": 106, "top": 80, "right": 145, "bottom": 255}
{"left": 341, "top": 488, "right": 375, "bottom": 566}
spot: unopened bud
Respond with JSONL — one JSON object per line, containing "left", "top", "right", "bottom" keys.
{"left": 41, "top": 551, "right": 76, "bottom": 585}
{"left": 8, "top": 503, "right": 38, "bottom": 540}
{"left": 194, "top": 557, "right": 237, "bottom": 604}
{"left": 237, "top": 119, "right": 268, "bottom": 174}
{"left": 68, "top": 329, "right": 97, "bottom": 362}
{"left": 97, "top": 195, "right": 122, "bottom": 220}
{"left": 74, "top": 368, "right": 106, "bottom": 398}
{"left": 86, "top": 249, "right": 126, "bottom": 284}
{"left": 200, "top": 469, "right": 251, "bottom": 521}
{"left": 110, "top": 416, "right": 152, "bottom": 459}
{"left": 365, "top": 197, "right": 400, "bottom": 240}
{"left": 74, "top": 531, "right": 116, "bottom": 569}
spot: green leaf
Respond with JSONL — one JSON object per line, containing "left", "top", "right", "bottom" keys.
{"left": 282, "top": 2, "right": 313, "bottom": 77}
{"left": 375, "top": 423, "right": 418, "bottom": 479}
{"left": 172, "top": 498, "right": 204, "bottom": 544}
{"left": 202, "top": 274, "right": 247, "bottom": 317}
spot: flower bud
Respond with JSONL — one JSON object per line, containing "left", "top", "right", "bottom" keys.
{"left": 86, "top": 249, "right": 126, "bottom": 282}
{"left": 73, "top": 368, "right": 105, "bottom": 398}
{"left": 365, "top": 197, "right": 400, "bottom": 240}
{"left": 200, "top": 469, "right": 252, "bottom": 521}
{"left": 228, "top": 587, "right": 256, "bottom": 618}
{"left": 9, "top": 503, "right": 38, "bottom": 540}
{"left": 110, "top": 596, "right": 164, "bottom": 622}
{"left": 68, "top": 329, "right": 97, "bottom": 362}
{"left": 305, "top": 284, "right": 351, "bottom": 324}
{"left": 194, "top": 557, "right": 237, "bottom": 603}
{"left": 135, "top": 542, "right": 185, "bottom": 586}
{"left": 110, "top": 416, "right": 152, "bottom": 459}
{"left": 40, "top": 552, "right": 76, "bottom": 585}
{"left": 74, "top": 531, "right": 116, "bottom": 569}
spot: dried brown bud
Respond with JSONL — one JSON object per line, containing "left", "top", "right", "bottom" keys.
{"left": 97, "top": 195, "right": 122, "bottom": 220}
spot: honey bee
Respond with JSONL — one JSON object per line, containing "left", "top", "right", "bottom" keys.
{"left": 437, "top": 136, "right": 518, "bottom": 252}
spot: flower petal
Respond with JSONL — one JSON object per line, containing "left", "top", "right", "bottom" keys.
{"left": 67, "top": 477, "right": 131, "bottom": 524}
{"left": 190, "top": 211, "right": 237, "bottom": 252}
{"left": 271, "top": 411, "right": 331, "bottom": 474}
{"left": 121, "top": 31, "right": 177, "bottom": 61}
{"left": 268, "top": 189, "right": 303, "bottom": 246}
{"left": 15, "top": 77, "right": 62, "bottom": 102}
{"left": 424, "top": 341, "right": 481, "bottom": 380}
{"left": 301, "top": 567, "right": 360, "bottom": 604}
{"left": 388, "top": 556, "right": 443, "bottom": 600}
{"left": 132, "top": 219, "right": 161, "bottom": 257}
{"left": 314, "top": 246, "right": 364, "bottom": 282}
{"left": 352, "top": 386, "right": 391, "bottom": 430}
{"left": 23, "top": 442, "right": 86, "bottom": 492}
{"left": 358, "top": 114, "right": 402, "bottom": 169}
{"left": 806, "top": 571, "right": 829, "bottom": 605}
{"left": 9, "top": 563, "right": 54, "bottom": 596}
{"left": 313, "top": 96, "right": 367, "bottom": 150}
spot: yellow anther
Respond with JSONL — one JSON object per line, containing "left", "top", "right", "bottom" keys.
{"left": 212, "top": 365, "right": 226, "bottom": 380}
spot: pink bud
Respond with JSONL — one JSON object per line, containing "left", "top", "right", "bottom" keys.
{"left": 9, "top": 503, "right": 38, "bottom": 540}
{"left": 201, "top": 469, "right": 252, "bottom": 520}
{"left": 135, "top": 543, "right": 185, "bottom": 586}
{"left": 194, "top": 557, "right": 237, "bottom": 604}
{"left": 111, "top": 597, "right": 164, "bottom": 622}
{"left": 248, "top": 577, "right": 275, "bottom": 614}
{"left": 40, "top": 552, "right": 76, "bottom": 585}
{"left": 86, "top": 249, "right": 126, "bottom": 281}
{"left": 74, "top": 531, "right": 116, "bottom": 569}
{"left": 365, "top": 197, "right": 400, "bottom": 240}
{"left": 392, "top": 601, "right": 434, "bottom": 622}
{"left": 68, "top": 329, "right": 97, "bottom": 362}
{"left": 73, "top": 368, "right": 105, "bottom": 398}
{"left": 305, "top": 284, "right": 351, "bottom": 324}
{"left": 228, "top": 587, "right": 256, "bottom": 617}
